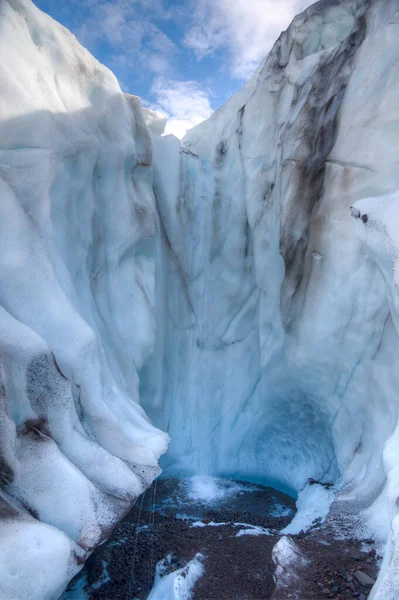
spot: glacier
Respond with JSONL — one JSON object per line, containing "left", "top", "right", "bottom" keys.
{"left": 143, "top": 1, "right": 399, "bottom": 598}
{"left": 1, "top": 0, "right": 399, "bottom": 598}
{"left": 0, "top": 1, "right": 169, "bottom": 598}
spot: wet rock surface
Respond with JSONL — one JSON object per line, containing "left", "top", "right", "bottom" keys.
{"left": 289, "top": 529, "right": 379, "bottom": 600}
{"left": 65, "top": 480, "right": 379, "bottom": 600}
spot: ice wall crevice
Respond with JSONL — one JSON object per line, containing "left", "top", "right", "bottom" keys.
{"left": 144, "top": 1, "right": 399, "bottom": 596}
{"left": 2, "top": 0, "right": 399, "bottom": 598}
{"left": 148, "top": 0, "right": 372, "bottom": 491}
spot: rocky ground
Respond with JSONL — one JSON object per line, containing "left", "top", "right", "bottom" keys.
{"left": 64, "top": 479, "right": 380, "bottom": 600}
{"left": 278, "top": 528, "right": 379, "bottom": 600}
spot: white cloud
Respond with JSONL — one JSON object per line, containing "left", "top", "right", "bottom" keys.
{"left": 149, "top": 78, "right": 213, "bottom": 139}
{"left": 38, "top": 0, "right": 318, "bottom": 136}
{"left": 76, "top": 0, "right": 177, "bottom": 76}
{"left": 184, "top": 0, "right": 315, "bottom": 80}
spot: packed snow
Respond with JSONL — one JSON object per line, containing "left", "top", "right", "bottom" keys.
{"left": 147, "top": 554, "right": 204, "bottom": 600}
{"left": 282, "top": 483, "right": 335, "bottom": 535}
{"left": 235, "top": 524, "right": 272, "bottom": 537}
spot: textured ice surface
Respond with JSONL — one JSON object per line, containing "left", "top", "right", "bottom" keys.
{"left": 142, "top": 0, "right": 399, "bottom": 597}
{"left": 147, "top": 554, "right": 204, "bottom": 600}
{"left": 144, "top": 0, "right": 375, "bottom": 495}
{"left": 272, "top": 536, "right": 310, "bottom": 595}
{"left": 282, "top": 483, "right": 335, "bottom": 535}
{"left": 2, "top": 0, "right": 399, "bottom": 598}
{"left": 0, "top": 1, "right": 168, "bottom": 598}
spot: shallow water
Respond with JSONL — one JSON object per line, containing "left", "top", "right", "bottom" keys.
{"left": 64, "top": 477, "right": 296, "bottom": 600}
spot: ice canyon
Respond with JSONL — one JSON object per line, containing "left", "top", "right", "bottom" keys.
{"left": 0, "top": 0, "right": 399, "bottom": 597}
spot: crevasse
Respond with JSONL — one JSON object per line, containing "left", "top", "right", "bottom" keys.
{"left": 1, "top": 0, "right": 399, "bottom": 599}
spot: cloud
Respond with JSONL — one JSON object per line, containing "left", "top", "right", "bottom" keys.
{"left": 149, "top": 78, "right": 213, "bottom": 139}
{"left": 184, "top": 0, "right": 315, "bottom": 80}
{"left": 75, "top": 0, "right": 177, "bottom": 77}
{"left": 36, "top": 0, "right": 318, "bottom": 134}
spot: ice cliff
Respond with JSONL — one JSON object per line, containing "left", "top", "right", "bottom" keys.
{"left": 1, "top": 0, "right": 399, "bottom": 598}
{"left": 143, "top": 1, "right": 399, "bottom": 598}
{"left": 0, "top": 1, "right": 168, "bottom": 598}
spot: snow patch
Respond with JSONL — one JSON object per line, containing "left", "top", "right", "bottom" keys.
{"left": 147, "top": 554, "right": 204, "bottom": 600}
{"left": 282, "top": 484, "right": 335, "bottom": 535}
{"left": 235, "top": 524, "right": 272, "bottom": 537}
{"left": 190, "top": 521, "right": 227, "bottom": 528}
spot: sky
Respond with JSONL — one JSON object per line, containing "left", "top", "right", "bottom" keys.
{"left": 33, "top": 0, "right": 314, "bottom": 138}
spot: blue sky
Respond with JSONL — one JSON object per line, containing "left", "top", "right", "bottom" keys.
{"left": 33, "top": 0, "right": 313, "bottom": 138}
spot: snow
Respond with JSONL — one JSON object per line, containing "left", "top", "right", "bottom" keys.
{"left": 0, "top": 499, "right": 85, "bottom": 600}
{"left": 147, "top": 554, "right": 204, "bottom": 600}
{"left": 189, "top": 520, "right": 271, "bottom": 536}
{"left": 282, "top": 483, "right": 335, "bottom": 535}
{"left": 235, "top": 525, "right": 272, "bottom": 537}
{"left": 191, "top": 521, "right": 226, "bottom": 528}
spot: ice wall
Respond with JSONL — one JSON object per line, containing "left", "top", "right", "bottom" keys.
{"left": 2, "top": 0, "right": 399, "bottom": 597}
{"left": 141, "top": 0, "right": 399, "bottom": 596}
{"left": 0, "top": 1, "right": 168, "bottom": 599}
